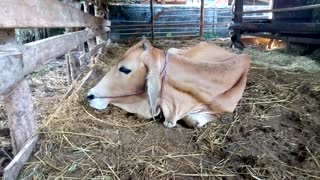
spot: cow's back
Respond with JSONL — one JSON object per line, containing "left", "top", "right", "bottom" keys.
{"left": 169, "top": 42, "right": 236, "bottom": 63}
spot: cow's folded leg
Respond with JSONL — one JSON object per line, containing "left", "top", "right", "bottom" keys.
{"left": 163, "top": 119, "right": 177, "bottom": 128}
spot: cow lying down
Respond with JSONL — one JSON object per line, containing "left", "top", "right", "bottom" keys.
{"left": 87, "top": 38, "right": 251, "bottom": 128}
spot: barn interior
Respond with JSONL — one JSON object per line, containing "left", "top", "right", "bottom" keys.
{"left": 0, "top": 0, "right": 320, "bottom": 179}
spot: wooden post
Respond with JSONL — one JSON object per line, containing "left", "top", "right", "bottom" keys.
{"left": 0, "top": 29, "right": 16, "bottom": 45}
{"left": 199, "top": 0, "right": 204, "bottom": 40}
{"left": 84, "top": 1, "right": 97, "bottom": 50}
{"left": 150, "top": 0, "right": 155, "bottom": 40}
{"left": 233, "top": 0, "right": 243, "bottom": 40}
{"left": 3, "top": 136, "right": 38, "bottom": 180}
{"left": 68, "top": 51, "right": 81, "bottom": 81}
{"left": 1, "top": 28, "right": 38, "bottom": 178}
{"left": 95, "top": 0, "right": 108, "bottom": 44}
{"left": 0, "top": 29, "right": 37, "bottom": 157}
{"left": 3, "top": 80, "right": 37, "bottom": 155}
{"left": 63, "top": 0, "right": 84, "bottom": 84}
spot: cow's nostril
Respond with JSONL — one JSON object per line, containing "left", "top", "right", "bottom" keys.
{"left": 87, "top": 94, "right": 95, "bottom": 101}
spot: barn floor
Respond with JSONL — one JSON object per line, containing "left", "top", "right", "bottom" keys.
{"left": 1, "top": 39, "right": 320, "bottom": 179}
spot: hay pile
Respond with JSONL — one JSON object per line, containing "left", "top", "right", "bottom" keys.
{"left": 20, "top": 40, "right": 320, "bottom": 179}
{"left": 244, "top": 47, "right": 320, "bottom": 72}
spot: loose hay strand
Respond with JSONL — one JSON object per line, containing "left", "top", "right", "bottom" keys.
{"left": 19, "top": 39, "right": 320, "bottom": 179}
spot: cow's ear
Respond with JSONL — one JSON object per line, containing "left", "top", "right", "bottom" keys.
{"left": 143, "top": 41, "right": 149, "bottom": 50}
{"left": 144, "top": 59, "right": 160, "bottom": 119}
{"left": 142, "top": 38, "right": 151, "bottom": 51}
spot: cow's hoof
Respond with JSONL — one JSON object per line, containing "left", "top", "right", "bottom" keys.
{"left": 163, "top": 120, "right": 176, "bottom": 128}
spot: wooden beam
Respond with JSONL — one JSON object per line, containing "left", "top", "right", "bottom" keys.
{"left": 199, "top": 0, "right": 204, "bottom": 40}
{"left": 230, "top": 22, "right": 320, "bottom": 34}
{"left": 3, "top": 80, "right": 37, "bottom": 155}
{"left": 0, "top": 0, "right": 110, "bottom": 28}
{"left": 0, "top": 28, "right": 104, "bottom": 95}
{"left": 3, "top": 135, "right": 38, "bottom": 180}
{"left": 150, "top": 0, "right": 155, "bottom": 40}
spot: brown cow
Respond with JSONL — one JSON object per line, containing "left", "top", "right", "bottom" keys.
{"left": 87, "top": 38, "right": 251, "bottom": 128}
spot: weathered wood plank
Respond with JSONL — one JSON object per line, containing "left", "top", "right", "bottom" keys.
{"left": 0, "top": 28, "right": 104, "bottom": 95}
{"left": 3, "top": 80, "right": 37, "bottom": 155}
{"left": 3, "top": 135, "right": 38, "bottom": 180}
{"left": 0, "top": 0, "right": 110, "bottom": 28}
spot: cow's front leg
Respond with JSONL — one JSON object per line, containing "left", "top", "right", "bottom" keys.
{"left": 163, "top": 119, "right": 177, "bottom": 128}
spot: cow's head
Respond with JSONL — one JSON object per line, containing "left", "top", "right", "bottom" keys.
{"left": 87, "top": 38, "right": 163, "bottom": 118}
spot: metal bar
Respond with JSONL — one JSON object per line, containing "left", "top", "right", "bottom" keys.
{"left": 111, "top": 22, "right": 229, "bottom": 28}
{"left": 150, "top": 0, "right": 155, "bottom": 40}
{"left": 113, "top": 27, "right": 198, "bottom": 31}
{"left": 113, "top": 25, "right": 227, "bottom": 31}
{"left": 237, "top": 4, "right": 320, "bottom": 15}
{"left": 112, "top": 20, "right": 201, "bottom": 24}
{"left": 156, "top": 14, "right": 200, "bottom": 17}
{"left": 199, "top": 0, "right": 204, "bottom": 39}
{"left": 113, "top": 35, "right": 199, "bottom": 42}
{"left": 111, "top": 20, "right": 150, "bottom": 23}
{"left": 155, "top": 20, "right": 201, "bottom": 23}
{"left": 115, "top": 31, "right": 200, "bottom": 35}
{"left": 112, "top": 27, "right": 228, "bottom": 33}
{"left": 155, "top": 35, "right": 199, "bottom": 39}
{"left": 156, "top": 15, "right": 233, "bottom": 18}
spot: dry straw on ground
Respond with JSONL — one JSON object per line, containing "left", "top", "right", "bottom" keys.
{"left": 18, "top": 40, "right": 320, "bottom": 179}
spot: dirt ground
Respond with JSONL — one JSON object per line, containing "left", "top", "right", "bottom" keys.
{"left": 1, "top": 39, "right": 320, "bottom": 179}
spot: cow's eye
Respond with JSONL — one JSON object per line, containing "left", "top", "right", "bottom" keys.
{"left": 119, "top": 66, "right": 131, "bottom": 74}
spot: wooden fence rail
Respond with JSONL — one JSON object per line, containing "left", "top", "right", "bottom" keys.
{"left": 0, "top": 28, "right": 107, "bottom": 95}
{"left": 0, "top": 0, "right": 111, "bottom": 179}
{"left": 0, "top": 0, "right": 110, "bottom": 28}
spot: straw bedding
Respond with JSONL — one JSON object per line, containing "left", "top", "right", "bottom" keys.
{"left": 14, "top": 39, "right": 320, "bottom": 179}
